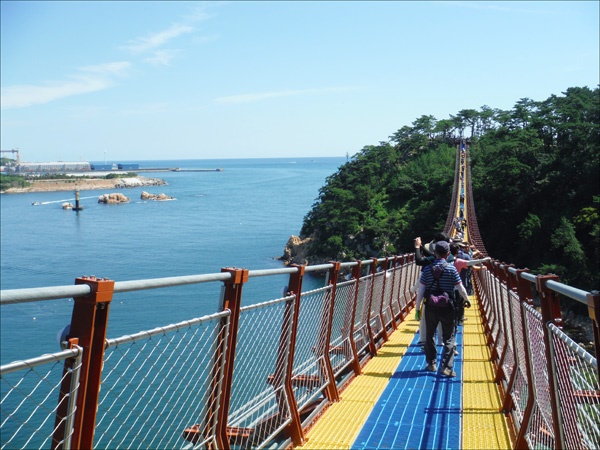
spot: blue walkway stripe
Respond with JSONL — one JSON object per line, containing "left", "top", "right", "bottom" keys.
{"left": 352, "top": 326, "right": 464, "bottom": 449}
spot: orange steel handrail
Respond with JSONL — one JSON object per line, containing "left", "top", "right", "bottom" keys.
{"left": 1, "top": 255, "right": 600, "bottom": 448}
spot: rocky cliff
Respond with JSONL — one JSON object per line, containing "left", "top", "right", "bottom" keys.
{"left": 280, "top": 235, "right": 313, "bottom": 266}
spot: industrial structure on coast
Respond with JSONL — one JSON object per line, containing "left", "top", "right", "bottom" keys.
{"left": 0, "top": 149, "right": 139, "bottom": 174}
{"left": 1, "top": 149, "right": 222, "bottom": 175}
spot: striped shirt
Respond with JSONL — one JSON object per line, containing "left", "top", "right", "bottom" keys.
{"left": 419, "top": 258, "right": 462, "bottom": 294}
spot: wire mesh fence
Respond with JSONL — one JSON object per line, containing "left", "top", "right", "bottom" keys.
{"left": 93, "top": 311, "right": 230, "bottom": 450}
{"left": 381, "top": 269, "right": 394, "bottom": 330}
{"left": 353, "top": 276, "right": 372, "bottom": 356}
{"left": 1, "top": 347, "right": 82, "bottom": 450}
{"left": 369, "top": 272, "right": 385, "bottom": 342}
{"left": 227, "top": 295, "right": 295, "bottom": 449}
{"left": 507, "top": 289, "right": 530, "bottom": 423}
{"left": 499, "top": 284, "right": 515, "bottom": 390}
{"left": 522, "top": 303, "right": 556, "bottom": 449}
{"left": 291, "top": 286, "right": 333, "bottom": 411}
{"left": 328, "top": 280, "right": 356, "bottom": 377}
{"left": 548, "top": 322, "right": 600, "bottom": 449}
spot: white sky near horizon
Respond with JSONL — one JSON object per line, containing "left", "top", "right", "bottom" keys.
{"left": 1, "top": 1, "right": 598, "bottom": 163}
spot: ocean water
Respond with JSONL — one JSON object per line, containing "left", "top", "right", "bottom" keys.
{"left": 0, "top": 157, "right": 346, "bottom": 365}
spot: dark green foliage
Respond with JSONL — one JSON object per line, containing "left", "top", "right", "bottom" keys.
{"left": 470, "top": 86, "right": 599, "bottom": 290}
{"left": 300, "top": 86, "right": 599, "bottom": 290}
{"left": 300, "top": 136, "right": 455, "bottom": 262}
{"left": 0, "top": 174, "right": 31, "bottom": 190}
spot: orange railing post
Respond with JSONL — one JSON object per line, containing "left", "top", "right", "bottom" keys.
{"left": 494, "top": 264, "right": 510, "bottom": 384}
{"left": 405, "top": 254, "right": 415, "bottom": 316}
{"left": 366, "top": 258, "right": 379, "bottom": 355}
{"left": 388, "top": 256, "right": 399, "bottom": 329}
{"left": 500, "top": 268, "right": 522, "bottom": 408}
{"left": 347, "top": 261, "right": 363, "bottom": 376}
{"left": 513, "top": 269, "right": 536, "bottom": 450}
{"left": 53, "top": 276, "right": 114, "bottom": 450}
{"left": 536, "top": 274, "right": 564, "bottom": 450}
{"left": 52, "top": 337, "right": 80, "bottom": 450}
{"left": 378, "top": 258, "right": 390, "bottom": 342}
{"left": 215, "top": 267, "right": 248, "bottom": 450}
{"left": 409, "top": 253, "right": 418, "bottom": 307}
{"left": 322, "top": 262, "right": 341, "bottom": 402}
{"left": 281, "top": 264, "right": 306, "bottom": 446}
{"left": 586, "top": 291, "right": 600, "bottom": 381}
{"left": 487, "top": 261, "right": 501, "bottom": 360}
{"left": 395, "top": 255, "right": 406, "bottom": 321}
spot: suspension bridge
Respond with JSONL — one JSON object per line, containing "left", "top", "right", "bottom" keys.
{"left": 1, "top": 144, "right": 598, "bottom": 449}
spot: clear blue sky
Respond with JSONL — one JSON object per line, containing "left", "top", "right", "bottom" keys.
{"left": 1, "top": 1, "right": 598, "bottom": 163}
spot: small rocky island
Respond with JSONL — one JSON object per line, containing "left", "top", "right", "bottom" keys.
{"left": 141, "top": 191, "right": 175, "bottom": 201}
{"left": 98, "top": 193, "right": 130, "bottom": 204}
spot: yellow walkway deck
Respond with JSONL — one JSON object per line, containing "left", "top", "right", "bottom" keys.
{"left": 300, "top": 296, "right": 512, "bottom": 449}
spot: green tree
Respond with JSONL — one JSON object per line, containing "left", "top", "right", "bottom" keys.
{"left": 298, "top": 86, "right": 599, "bottom": 289}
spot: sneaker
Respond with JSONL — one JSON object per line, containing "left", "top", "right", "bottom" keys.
{"left": 417, "top": 341, "right": 425, "bottom": 347}
{"left": 454, "top": 348, "right": 459, "bottom": 356}
{"left": 442, "top": 367, "right": 456, "bottom": 377}
{"left": 426, "top": 363, "right": 437, "bottom": 372}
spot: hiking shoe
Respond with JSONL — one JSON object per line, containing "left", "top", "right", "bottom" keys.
{"left": 426, "top": 363, "right": 437, "bottom": 372}
{"left": 442, "top": 367, "right": 456, "bottom": 377}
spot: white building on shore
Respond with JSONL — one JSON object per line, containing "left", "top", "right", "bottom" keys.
{"left": 5, "top": 161, "right": 91, "bottom": 174}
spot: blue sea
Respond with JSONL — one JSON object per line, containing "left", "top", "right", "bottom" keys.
{"left": 0, "top": 157, "right": 346, "bottom": 365}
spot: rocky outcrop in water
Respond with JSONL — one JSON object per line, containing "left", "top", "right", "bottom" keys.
{"left": 280, "top": 235, "right": 313, "bottom": 266}
{"left": 141, "top": 191, "right": 175, "bottom": 201}
{"left": 98, "top": 193, "right": 130, "bottom": 204}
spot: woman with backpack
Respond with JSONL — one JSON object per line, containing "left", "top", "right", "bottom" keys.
{"left": 416, "top": 241, "right": 470, "bottom": 377}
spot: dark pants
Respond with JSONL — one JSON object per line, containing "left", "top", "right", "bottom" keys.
{"left": 456, "top": 299, "right": 465, "bottom": 324}
{"left": 424, "top": 304, "right": 456, "bottom": 369}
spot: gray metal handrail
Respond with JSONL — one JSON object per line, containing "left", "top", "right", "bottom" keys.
{"left": 507, "top": 265, "right": 591, "bottom": 306}
{"left": 0, "top": 257, "right": 391, "bottom": 306}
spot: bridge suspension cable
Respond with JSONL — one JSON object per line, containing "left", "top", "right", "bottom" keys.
{"left": 444, "top": 141, "right": 488, "bottom": 256}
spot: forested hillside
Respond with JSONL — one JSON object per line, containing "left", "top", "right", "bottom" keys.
{"left": 296, "top": 86, "right": 599, "bottom": 290}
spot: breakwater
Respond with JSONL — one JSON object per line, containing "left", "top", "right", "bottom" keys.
{"left": 137, "top": 168, "right": 224, "bottom": 172}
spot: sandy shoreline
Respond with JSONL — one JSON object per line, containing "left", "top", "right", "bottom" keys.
{"left": 1, "top": 176, "right": 167, "bottom": 194}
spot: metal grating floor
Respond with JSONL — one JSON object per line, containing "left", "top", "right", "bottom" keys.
{"left": 300, "top": 296, "right": 512, "bottom": 449}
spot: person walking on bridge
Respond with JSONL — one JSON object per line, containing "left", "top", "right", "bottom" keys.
{"left": 416, "top": 240, "right": 470, "bottom": 377}
{"left": 414, "top": 233, "right": 453, "bottom": 347}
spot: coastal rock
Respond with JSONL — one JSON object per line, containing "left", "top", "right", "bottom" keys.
{"left": 98, "top": 193, "right": 130, "bottom": 204}
{"left": 141, "top": 191, "right": 175, "bottom": 201}
{"left": 280, "top": 235, "right": 313, "bottom": 266}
